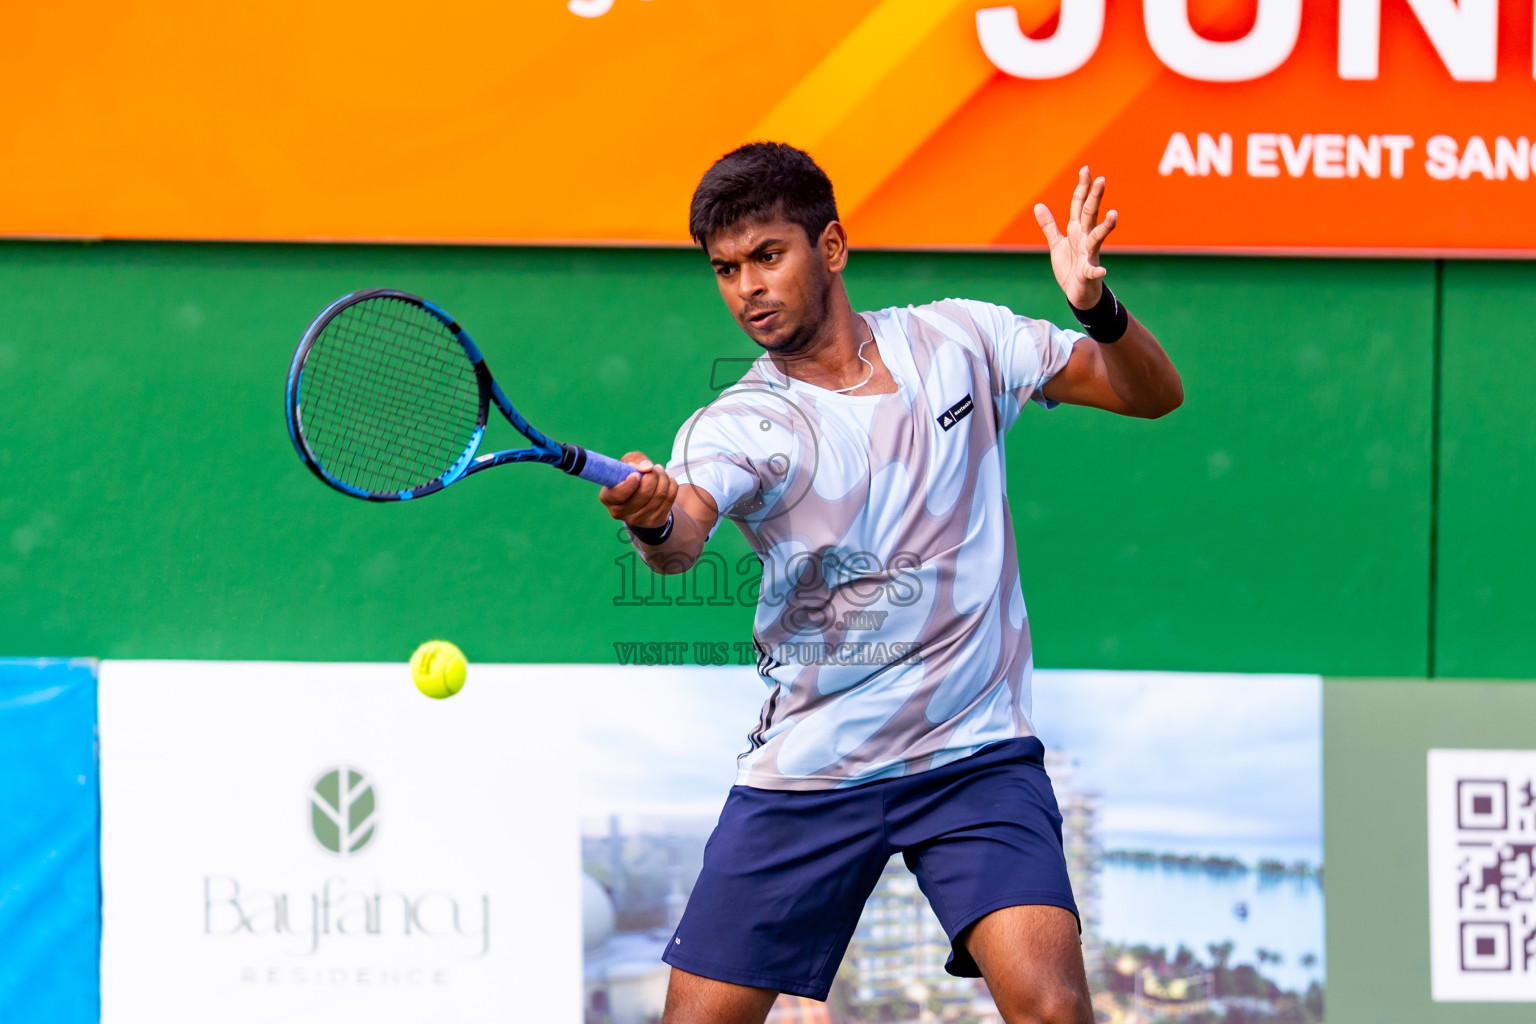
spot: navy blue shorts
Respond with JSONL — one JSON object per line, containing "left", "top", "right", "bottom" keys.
{"left": 660, "top": 737, "right": 1077, "bottom": 1000}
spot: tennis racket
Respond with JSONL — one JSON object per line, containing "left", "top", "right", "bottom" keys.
{"left": 285, "top": 289, "right": 635, "bottom": 501}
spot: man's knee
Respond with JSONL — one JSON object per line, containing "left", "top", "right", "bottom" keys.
{"left": 1038, "top": 985, "right": 1095, "bottom": 1024}
{"left": 965, "top": 904, "right": 1093, "bottom": 1024}
{"left": 996, "top": 982, "right": 1094, "bottom": 1024}
{"left": 660, "top": 967, "right": 777, "bottom": 1024}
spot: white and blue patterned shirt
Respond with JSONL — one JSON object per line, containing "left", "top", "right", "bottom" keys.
{"left": 668, "top": 299, "right": 1081, "bottom": 790}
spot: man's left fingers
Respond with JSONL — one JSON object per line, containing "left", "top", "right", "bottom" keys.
{"left": 1089, "top": 210, "right": 1118, "bottom": 243}
{"left": 1068, "top": 166, "right": 1089, "bottom": 224}
{"left": 1034, "top": 204, "right": 1065, "bottom": 247}
{"left": 1081, "top": 176, "right": 1106, "bottom": 230}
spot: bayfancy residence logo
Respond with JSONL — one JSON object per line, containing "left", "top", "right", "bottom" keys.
{"left": 203, "top": 760, "right": 491, "bottom": 964}
{"left": 309, "top": 764, "right": 377, "bottom": 856}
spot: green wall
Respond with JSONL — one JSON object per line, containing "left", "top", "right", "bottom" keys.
{"left": 0, "top": 241, "right": 1516, "bottom": 676}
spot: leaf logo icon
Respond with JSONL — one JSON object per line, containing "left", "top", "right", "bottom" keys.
{"left": 310, "top": 764, "right": 377, "bottom": 856}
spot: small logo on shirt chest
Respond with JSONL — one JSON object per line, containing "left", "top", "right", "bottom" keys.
{"left": 936, "top": 393, "right": 974, "bottom": 431}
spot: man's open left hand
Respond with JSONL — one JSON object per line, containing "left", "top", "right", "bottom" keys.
{"left": 1034, "top": 166, "right": 1118, "bottom": 310}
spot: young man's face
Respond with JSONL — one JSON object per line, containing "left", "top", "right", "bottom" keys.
{"left": 704, "top": 217, "right": 844, "bottom": 355}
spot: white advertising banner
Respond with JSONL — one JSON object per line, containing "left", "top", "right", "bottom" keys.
{"left": 1428, "top": 748, "right": 1536, "bottom": 1002}
{"left": 99, "top": 660, "right": 581, "bottom": 1023}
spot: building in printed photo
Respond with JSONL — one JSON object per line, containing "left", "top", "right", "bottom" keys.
{"left": 839, "top": 859, "right": 997, "bottom": 1020}
{"left": 581, "top": 872, "right": 670, "bottom": 1024}
{"left": 582, "top": 815, "right": 699, "bottom": 1024}
{"left": 1047, "top": 750, "right": 1103, "bottom": 973}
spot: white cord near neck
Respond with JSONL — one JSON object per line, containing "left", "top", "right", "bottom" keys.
{"left": 830, "top": 331, "right": 876, "bottom": 394}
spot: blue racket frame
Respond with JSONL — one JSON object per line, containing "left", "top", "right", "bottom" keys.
{"left": 286, "top": 288, "right": 635, "bottom": 501}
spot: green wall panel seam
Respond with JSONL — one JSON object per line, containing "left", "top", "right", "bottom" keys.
{"left": 1428, "top": 259, "right": 1445, "bottom": 678}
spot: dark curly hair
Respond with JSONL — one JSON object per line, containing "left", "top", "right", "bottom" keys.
{"left": 688, "top": 142, "right": 840, "bottom": 249}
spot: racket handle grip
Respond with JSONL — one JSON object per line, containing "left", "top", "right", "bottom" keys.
{"left": 559, "top": 444, "right": 639, "bottom": 488}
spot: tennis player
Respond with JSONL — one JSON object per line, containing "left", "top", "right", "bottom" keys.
{"left": 598, "top": 143, "right": 1182, "bottom": 1024}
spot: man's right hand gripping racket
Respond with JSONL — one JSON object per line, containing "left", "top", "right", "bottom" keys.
{"left": 285, "top": 289, "right": 635, "bottom": 501}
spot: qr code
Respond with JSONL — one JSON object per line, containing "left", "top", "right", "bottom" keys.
{"left": 1428, "top": 749, "right": 1536, "bottom": 1001}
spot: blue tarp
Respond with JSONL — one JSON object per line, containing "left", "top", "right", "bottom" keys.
{"left": 0, "top": 659, "right": 99, "bottom": 1024}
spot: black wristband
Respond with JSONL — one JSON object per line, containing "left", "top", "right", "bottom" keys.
{"left": 1068, "top": 284, "right": 1130, "bottom": 343}
{"left": 627, "top": 511, "right": 674, "bottom": 546}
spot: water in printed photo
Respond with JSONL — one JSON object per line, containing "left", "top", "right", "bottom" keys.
{"left": 578, "top": 667, "right": 1325, "bottom": 1024}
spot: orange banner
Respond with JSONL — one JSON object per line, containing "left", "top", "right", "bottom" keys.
{"left": 1, "top": 0, "right": 1533, "bottom": 253}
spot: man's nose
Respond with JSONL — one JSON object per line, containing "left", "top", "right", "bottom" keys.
{"left": 736, "top": 266, "right": 767, "bottom": 298}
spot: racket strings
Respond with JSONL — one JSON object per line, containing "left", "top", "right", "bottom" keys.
{"left": 299, "top": 298, "right": 483, "bottom": 493}
{"left": 310, "top": 340, "right": 475, "bottom": 490}
{"left": 309, "top": 353, "right": 469, "bottom": 490}
{"left": 311, "top": 303, "right": 480, "bottom": 486}
{"left": 322, "top": 306, "right": 469, "bottom": 461}
{"left": 311, "top": 317, "right": 462, "bottom": 472}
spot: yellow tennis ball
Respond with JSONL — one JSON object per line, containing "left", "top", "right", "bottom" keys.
{"left": 410, "top": 640, "right": 467, "bottom": 699}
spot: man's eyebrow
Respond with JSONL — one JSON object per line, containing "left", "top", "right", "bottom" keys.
{"left": 710, "top": 237, "right": 786, "bottom": 265}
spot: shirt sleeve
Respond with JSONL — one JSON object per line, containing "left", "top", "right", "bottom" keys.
{"left": 665, "top": 405, "right": 763, "bottom": 527}
{"left": 952, "top": 298, "right": 1084, "bottom": 431}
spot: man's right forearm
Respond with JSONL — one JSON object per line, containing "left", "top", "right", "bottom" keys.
{"left": 631, "top": 503, "right": 709, "bottom": 574}
{"left": 599, "top": 456, "right": 720, "bottom": 573}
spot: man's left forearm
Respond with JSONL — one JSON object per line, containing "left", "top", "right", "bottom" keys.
{"left": 1096, "top": 314, "right": 1183, "bottom": 418}
{"left": 1034, "top": 168, "right": 1184, "bottom": 419}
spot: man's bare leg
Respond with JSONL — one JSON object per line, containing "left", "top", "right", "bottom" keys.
{"left": 964, "top": 905, "right": 1094, "bottom": 1024}
{"left": 660, "top": 967, "right": 779, "bottom": 1024}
